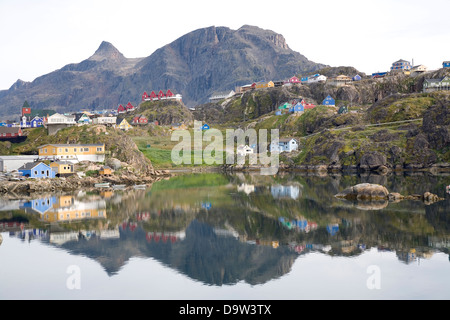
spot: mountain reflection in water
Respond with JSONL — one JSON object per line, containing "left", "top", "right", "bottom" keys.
{"left": 1, "top": 172, "right": 449, "bottom": 286}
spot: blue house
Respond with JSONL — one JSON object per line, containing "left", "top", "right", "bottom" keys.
{"left": 21, "top": 196, "right": 57, "bottom": 214}
{"left": 352, "top": 75, "right": 362, "bottom": 81}
{"left": 30, "top": 116, "right": 44, "bottom": 128}
{"left": 291, "top": 102, "right": 304, "bottom": 113}
{"left": 322, "top": 95, "right": 335, "bottom": 106}
{"left": 202, "top": 124, "right": 210, "bottom": 130}
{"left": 443, "top": 61, "right": 450, "bottom": 68}
{"left": 18, "top": 162, "right": 56, "bottom": 179}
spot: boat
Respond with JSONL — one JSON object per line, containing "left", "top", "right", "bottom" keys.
{"left": 94, "top": 182, "right": 110, "bottom": 188}
{"left": 112, "top": 184, "right": 126, "bottom": 190}
{"left": 133, "top": 184, "right": 147, "bottom": 189}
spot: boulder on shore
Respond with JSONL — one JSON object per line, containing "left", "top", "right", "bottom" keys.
{"left": 335, "top": 183, "right": 389, "bottom": 201}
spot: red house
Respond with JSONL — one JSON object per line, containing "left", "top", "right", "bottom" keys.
{"left": 0, "top": 127, "right": 23, "bottom": 139}
{"left": 166, "top": 89, "right": 174, "bottom": 98}
{"left": 301, "top": 99, "right": 315, "bottom": 109}
{"left": 289, "top": 76, "right": 301, "bottom": 84}
{"left": 142, "top": 92, "right": 149, "bottom": 101}
{"left": 117, "top": 104, "right": 125, "bottom": 113}
{"left": 149, "top": 91, "right": 157, "bottom": 100}
{"left": 158, "top": 90, "right": 165, "bottom": 99}
{"left": 132, "top": 115, "right": 148, "bottom": 125}
{"left": 126, "top": 102, "right": 134, "bottom": 111}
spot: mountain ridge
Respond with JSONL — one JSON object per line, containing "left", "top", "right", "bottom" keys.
{"left": 0, "top": 25, "right": 327, "bottom": 119}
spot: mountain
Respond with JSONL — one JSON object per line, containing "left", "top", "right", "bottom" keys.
{"left": 0, "top": 25, "right": 327, "bottom": 120}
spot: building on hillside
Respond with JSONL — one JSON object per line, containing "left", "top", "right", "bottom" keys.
{"left": 255, "top": 81, "right": 275, "bottom": 89}
{"left": 99, "top": 166, "right": 112, "bottom": 175}
{"left": 209, "top": 90, "right": 236, "bottom": 103}
{"left": 423, "top": 76, "right": 450, "bottom": 93}
{"left": 0, "top": 127, "right": 23, "bottom": 140}
{"left": 390, "top": 59, "right": 412, "bottom": 74}
{"left": 372, "top": 72, "right": 387, "bottom": 79}
{"left": 443, "top": 61, "right": 450, "bottom": 68}
{"left": 300, "top": 99, "right": 315, "bottom": 109}
{"left": 74, "top": 113, "right": 92, "bottom": 125}
{"left": 18, "top": 162, "right": 55, "bottom": 179}
{"left": 37, "top": 144, "right": 106, "bottom": 163}
{"left": 50, "top": 161, "right": 74, "bottom": 177}
{"left": 116, "top": 118, "right": 132, "bottom": 131}
{"left": 270, "top": 138, "right": 299, "bottom": 153}
{"left": 126, "top": 102, "right": 135, "bottom": 112}
{"left": 92, "top": 116, "right": 117, "bottom": 126}
{"left": 117, "top": 104, "right": 126, "bottom": 114}
{"left": 322, "top": 95, "right": 336, "bottom": 106}
{"left": 142, "top": 90, "right": 182, "bottom": 102}
{"left": 45, "top": 113, "right": 76, "bottom": 135}
{"left": 291, "top": 102, "right": 304, "bottom": 113}
{"left": 0, "top": 155, "right": 39, "bottom": 172}
{"left": 287, "top": 76, "right": 301, "bottom": 84}
{"left": 132, "top": 115, "right": 148, "bottom": 125}
{"left": 307, "top": 74, "right": 327, "bottom": 83}
{"left": 237, "top": 145, "right": 254, "bottom": 156}
{"left": 352, "top": 75, "right": 362, "bottom": 81}
{"left": 30, "top": 116, "right": 45, "bottom": 128}
{"left": 410, "top": 65, "right": 427, "bottom": 76}
{"left": 338, "top": 106, "right": 349, "bottom": 114}
{"left": 329, "top": 75, "right": 352, "bottom": 86}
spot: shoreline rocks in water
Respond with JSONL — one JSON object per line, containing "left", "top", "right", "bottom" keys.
{"left": 335, "top": 183, "right": 445, "bottom": 205}
{"left": 0, "top": 170, "right": 171, "bottom": 195}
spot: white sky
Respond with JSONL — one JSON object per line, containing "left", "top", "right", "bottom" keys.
{"left": 0, "top": 0, "right": 449, "bottom": 90}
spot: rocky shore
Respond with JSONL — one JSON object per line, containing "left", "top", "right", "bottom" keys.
{"left": 0, "top": 170, "right": 171, "bottom": 195}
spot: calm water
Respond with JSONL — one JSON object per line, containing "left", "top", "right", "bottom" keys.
{"left": 1, "top": 172, "right": 449, "bottom": 300}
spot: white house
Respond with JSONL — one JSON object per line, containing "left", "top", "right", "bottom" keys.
{"left": 92, "top": 116, "right": 117, "bottom": 125}
{"left": 209, "top": 90, "right": 235, "bottom": 103}
{"left": 270, "top": 138, "right": 299, "bottom": 153}
{"left": 308, "top": 74, "right": 327, "bottom": 83}
{"left": 237, "top": 145, "right": 254, "bottom": 156}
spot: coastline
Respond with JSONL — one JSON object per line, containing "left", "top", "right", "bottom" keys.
{"left": 1, "top": 162, "right": 448, "bottom": 196}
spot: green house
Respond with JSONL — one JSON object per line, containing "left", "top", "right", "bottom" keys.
{"left": 423, "top": 76, "right": 450, "bottom": 92}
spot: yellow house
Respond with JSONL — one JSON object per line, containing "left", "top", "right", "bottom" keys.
{"left": 38, "top": 144, "right": 105, "bottom": 163}
{"left": 99, "top": 166, "right": 112, "bottom": 175}
{"left": 117, "top": 118, "right": 132, "bottom": 131}
{"left": 255, "top": 81, "right": 274, "bottom": 89}
{"left": 50, "top": 161, "right": 74, "bottom": 177}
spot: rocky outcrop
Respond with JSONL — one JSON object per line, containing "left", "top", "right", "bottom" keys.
{"left": 335, "top": 183, "right": 444, "bottom": 205}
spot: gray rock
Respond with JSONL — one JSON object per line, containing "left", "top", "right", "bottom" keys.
{"left": 335, "top": 183, "right": 389, "bottom": 201}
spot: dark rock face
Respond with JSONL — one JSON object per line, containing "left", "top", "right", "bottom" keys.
{"left": 0, "top": 25, "right": 326, "bottom": 119}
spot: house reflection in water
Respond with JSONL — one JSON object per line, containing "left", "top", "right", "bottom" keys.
{"left": 271, "top": 185, "right": 300, "bottom": 200}
{"left": 22, "top": 195, "right": 107, "bottom": 223}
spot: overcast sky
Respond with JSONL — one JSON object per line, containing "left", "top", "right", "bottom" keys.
{"left": 0, "top": 0, "right": 449, "bottom": 90}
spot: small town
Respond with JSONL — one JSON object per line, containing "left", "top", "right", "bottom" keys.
{"left": 0, "top": 0, "right": 449, "bottom": 302}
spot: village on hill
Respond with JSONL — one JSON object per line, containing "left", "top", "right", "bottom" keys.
{"left": 0, "top": 58, "right": 449, "bottom": 184}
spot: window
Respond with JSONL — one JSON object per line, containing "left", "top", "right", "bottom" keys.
{"left": 44, "top": 149, "right": 47, "bottom": 153}
{"left": 65, "top": 148, "right": 68, "bottom": 153}
{"left": 84, "top": 148, "right": 89, "bottom": 152}
{"left": 97, "top": 147, "right": 103, "bottom": 152}
{"left": 53, "top": 149, "right": 56, "bottom": 153}
{"left": 74, "top": 148, "right": 77, "bottom": 152}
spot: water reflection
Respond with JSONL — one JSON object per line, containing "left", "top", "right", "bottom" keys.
{"left": 1, "top": 172, "right": 449, "bottom": 284}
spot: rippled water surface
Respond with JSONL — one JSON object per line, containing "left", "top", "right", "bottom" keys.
{"left": 1, "top": 172, "right": 449, "bottom": 300}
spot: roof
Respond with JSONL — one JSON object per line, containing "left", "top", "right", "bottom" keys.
{"left": 18, "top": 162, "right": 47, "bottom": 170}
{"left": 50, "top": 161, "right": 73, "bottom": 165}
{"left": 38, "top": 143, "right": 104, "bottom": 148}
{"left": 279, "top": 138, "right": 297, "bottom": 143}
{"left": 0, "top": 127, "right": 21, "bottom": 133}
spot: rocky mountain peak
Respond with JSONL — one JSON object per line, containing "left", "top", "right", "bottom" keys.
{"left": 89, "top": 41, "right": 126, "bottom": 62}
